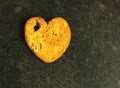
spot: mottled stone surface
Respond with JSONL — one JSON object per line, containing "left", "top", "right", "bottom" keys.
{"left": 0, "top": 0, "right": 120, "bottom": 88}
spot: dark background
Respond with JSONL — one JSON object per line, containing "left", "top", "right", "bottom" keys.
{"left": 0, "top": 0, "right": 120, "bottom": 88}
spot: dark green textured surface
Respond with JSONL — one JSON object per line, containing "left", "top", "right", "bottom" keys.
{"left": 0, "top": 0, "right": 120, "bottom": 88}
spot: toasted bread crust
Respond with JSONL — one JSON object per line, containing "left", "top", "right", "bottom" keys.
{"left": 24, "top": 17, "right": 71, "bottom": 63}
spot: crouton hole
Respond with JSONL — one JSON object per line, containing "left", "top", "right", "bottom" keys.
{"left": 34, "top": 22, "right": 40, "bottom": 31}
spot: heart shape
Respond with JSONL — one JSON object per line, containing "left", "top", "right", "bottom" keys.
{"left": 24, "top": 17, "right": 71, "bottom": 63}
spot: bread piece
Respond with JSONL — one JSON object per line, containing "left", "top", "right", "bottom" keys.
{"left": 24, "top": 17, "right": 71, "bottom": 63}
